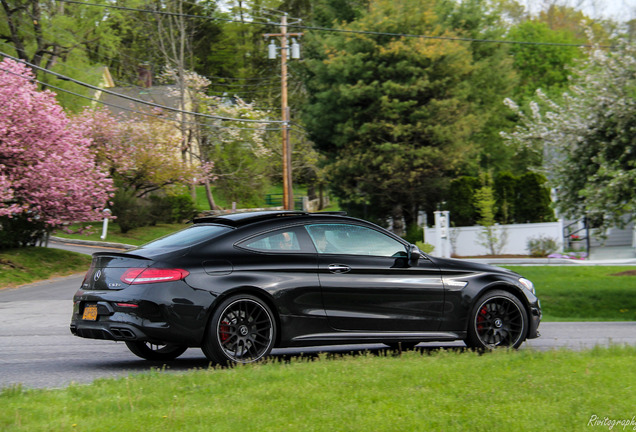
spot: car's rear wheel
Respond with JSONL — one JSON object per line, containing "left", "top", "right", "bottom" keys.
{"left": 466, "top": 290, "right": 528, "bottom": 349}
{"left": 125, "top": 341, "right": 188, "bottom": 361}
{"left": 202, "top": 294, "right": 276, "bottom": 365}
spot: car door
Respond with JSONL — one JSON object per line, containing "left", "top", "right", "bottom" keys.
{"left": 232, "top": 225, "right": 323, "bottom": 320}
{"left": 305, "top": 223, "right": 445, "bottom": 332}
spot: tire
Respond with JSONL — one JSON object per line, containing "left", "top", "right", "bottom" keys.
{"left": 125, "top": 341, "right": 188, "bottom": 361}
{"left": 465, "top": 290, "right": 528, "bottom": 349}
{"left": 202, "top": 294, "right": 276, "bottom": 366}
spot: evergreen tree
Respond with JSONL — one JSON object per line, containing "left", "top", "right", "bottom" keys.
{"left": 302, "top": 0, "right": 480, "bottom": 231}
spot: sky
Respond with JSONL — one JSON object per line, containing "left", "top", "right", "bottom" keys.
{"left": 521, "top": 0, "right": 636, "bottom": 21}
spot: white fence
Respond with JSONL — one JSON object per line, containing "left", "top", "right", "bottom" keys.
{"left": 424, "top": 220, "right": 564, "bottom": 257}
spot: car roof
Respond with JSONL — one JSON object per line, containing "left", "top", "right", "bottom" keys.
{"left": 193, "top": 211, "right": 348, "bottom": 227}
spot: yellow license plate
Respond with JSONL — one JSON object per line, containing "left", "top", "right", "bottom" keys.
{"left": 82, "top": 304, "right": 98, "bottom": 321}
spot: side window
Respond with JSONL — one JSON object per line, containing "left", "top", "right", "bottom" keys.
{"left": 306, "top": 224, "right": 407, "bottom": 257}
{"left": 240, "top": 229, "right": 301, "bottom": 252}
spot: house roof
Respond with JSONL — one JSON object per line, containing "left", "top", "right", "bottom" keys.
{"left": 98, "top": 85, "right": 182, "bottom": 119}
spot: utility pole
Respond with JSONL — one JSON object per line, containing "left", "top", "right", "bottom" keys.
{"left": 264, "top": 14, "right": 302, "bottom": 210}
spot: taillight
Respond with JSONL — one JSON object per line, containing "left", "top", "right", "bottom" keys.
{"left": 121, "top": 268, "right": 190, "bottom": 285}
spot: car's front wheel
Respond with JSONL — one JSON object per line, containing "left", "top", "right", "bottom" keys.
{"left": 125, "top": 341, "right": 188, "bottom": 361}
{"left": 466, "top": 290, "right": 528, "bottom": 349}
{"left": 202, "top": 294, "right": 276, "bottom": 365}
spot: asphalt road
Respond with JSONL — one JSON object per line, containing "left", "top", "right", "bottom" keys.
{"left": 1, "top": 241, "right": 635, "bottom": 389}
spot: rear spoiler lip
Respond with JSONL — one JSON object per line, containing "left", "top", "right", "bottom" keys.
{"left": 91, "top": 251, "right": 151, "bottom": 260}
{"left": 91, "top": 247, "right": 190, "bottom": 262}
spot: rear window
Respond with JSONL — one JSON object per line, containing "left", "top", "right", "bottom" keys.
{"left": 137, "top": 224, "right": 232, "bottom": 249}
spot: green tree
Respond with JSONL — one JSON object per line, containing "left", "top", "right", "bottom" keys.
{"left": 507, "top": 19, "right": 586, "bottom": 103}
{"left": 0, "top": 0, "right": 126, "bottom": 111}
{"left": 474, "top": 173, "right": 508, "bottom": 255}
{"left": 447, "top": 176, "right": 481, "bottom": 226}
{"left": 493, "top": 171, "right": 516, "bottom": 224}
{"left": 514, "top": 172, "right": 554, "bottom": 223}
{"left": 200, "top": 95, "right": 277, "bottom": 208}
{"left": 436, "top": 0, "right": 520, "bottom": 173}
{"left": 302, "top": 0, "right": 480, "bottom": 232}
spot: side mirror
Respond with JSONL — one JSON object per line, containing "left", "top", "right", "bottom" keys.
{"left": 408, "top": 244, "right": 422, "bottom": 267}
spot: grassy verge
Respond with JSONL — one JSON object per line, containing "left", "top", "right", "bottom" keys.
{"left": 0, "top": 248, "right": 91, "bottom": 288}
{"left": 54, "top": 223, "right": 185, "bottom": 246}
{"left": 1, "top": 347, "right": 635, "bottom": 431}
{"left": 506, "top": 266, "right": 636, "bottom": 321}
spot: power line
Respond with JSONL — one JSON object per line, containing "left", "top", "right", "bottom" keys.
{"left": 1, "top": 32, "right": 276, "bottom": 91}
{"left": 0, "top": 38, "right": 281, "bottom": 114}
{"left": 54, "top": 0, "right": 610, "bottom": 49}
{"left": 0, "top": 51, "right": 285, "bottom": 125}
{"left": 0, "top": 64, "right": 288, "bottom": 133}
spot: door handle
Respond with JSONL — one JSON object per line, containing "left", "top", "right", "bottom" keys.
{"left": 328, "top": 264, "right": 351, "bottom": 274}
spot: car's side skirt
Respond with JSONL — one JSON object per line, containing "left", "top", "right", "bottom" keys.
{"left": 291, "top": 331, "right": 463, "bottom": 343}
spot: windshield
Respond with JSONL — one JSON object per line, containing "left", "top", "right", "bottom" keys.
{"left": 137, "top": 224, "right": 232, "bottom": 250}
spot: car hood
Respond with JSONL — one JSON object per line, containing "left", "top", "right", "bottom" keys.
{"left": 426, "top": 255, "right": 518, "bottom": 277}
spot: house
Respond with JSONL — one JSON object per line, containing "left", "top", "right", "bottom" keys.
{"left": 93, "top": 65, "right": 202, "bottom": 168}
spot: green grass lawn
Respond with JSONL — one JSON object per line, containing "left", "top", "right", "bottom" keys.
{"left": 195, "top": 184, "right": 312, "bottom": 211}
{"left": 1, "top": 346, "right": 634, "bottom": 431}
{"left": 506, "top": 265, "right": 636, "bottom": 322}
{"left": 0, "top": 248, "right": 91, "bottom": 288}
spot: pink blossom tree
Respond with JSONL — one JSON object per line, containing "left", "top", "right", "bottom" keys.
{"left": 0, "top": 58, "right": 113, "bottom": 248}
{"left": 75, "top": 107, "right": 213, "bottom": 199}
{"left": 73, "top": 106, "right": 214, "bottom": 232}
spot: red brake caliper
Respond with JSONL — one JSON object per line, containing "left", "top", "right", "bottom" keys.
{"left": 477, "top": 306, "right": 487, "bottom": 331}
{"left": 219, "top": 320, "right": 230, "bottom": 343}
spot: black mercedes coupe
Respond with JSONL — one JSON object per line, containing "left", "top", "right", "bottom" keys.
{"left": 70, "top": 211, "right": 541, "bottom": 364}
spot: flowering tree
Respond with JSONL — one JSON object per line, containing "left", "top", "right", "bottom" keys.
{"left": 0, "top": 58, "right": 113, "bottom": 248}
{"left": 200, "top": 95, "right": 278, "bottom": 207}
{"left": 160, "top": 65, "right": 278, "bottom": 208}
{"left": 76, "top": 107, "right": 212, "bottom": 198}
{"left": 502, "top": 41, "right": 636, "bottom": 231}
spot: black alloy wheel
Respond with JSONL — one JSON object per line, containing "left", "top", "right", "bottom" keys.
{"left": 125, "top": 341, "right": 188, "bottom": 361}
{"left": 466, "top": 290, "right": 528, "bottom": 349}
{"left": 202, "top": 294, "right": 276, "bottom": 365}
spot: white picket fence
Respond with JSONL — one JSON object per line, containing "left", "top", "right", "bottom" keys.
{"left": 424, "top": 220, "right": 564, "bottom": 257}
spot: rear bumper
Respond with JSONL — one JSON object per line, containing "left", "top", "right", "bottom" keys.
{"left": 70, "top": 296, "right": 208, "bottom": 346}
{"left": 70, "top": 321, "right": 145, "bottom": 341}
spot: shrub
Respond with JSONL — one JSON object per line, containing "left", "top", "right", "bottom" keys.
{"left": 148, "top": 195, "right": 173, "bottom": 226}
{"left": 447, "top": 176, "right": 480, "bottom": 226}
{"left": 415, "top": 241, "right": 435, "bottom": 254}
{"left": 446, "top": 172, "right": 555, "bottom": 226}
{"left": 149, "top": 194, "right": 198, "bottom": 224}
{"left": 514, "top": 172, "right": 555, "bottom": 223}
{"left": 402, "top": 224, "right": 424, "bottom": 244}
{"left": 526, "top": 235, "right": 559, "bottom": 257}
{"left": 167, "top": 194, "right": 198, "bottom": 223}
{"left": 111, "top": 189, "right": 150, "bottom": 234}
{"left": 0, "top": 214, "right": 48, "bottom": 248}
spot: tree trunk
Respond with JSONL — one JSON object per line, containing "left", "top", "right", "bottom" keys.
{"left": 204, "top": 179, "right": 217, "bottom": 210}
{"left": 392, "top": 203, "right": 405, "bottom": 237}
